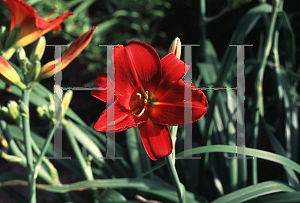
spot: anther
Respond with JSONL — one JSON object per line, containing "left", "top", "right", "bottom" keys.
{"left": 134, "top": 91, "right": 149, "bottom": 117}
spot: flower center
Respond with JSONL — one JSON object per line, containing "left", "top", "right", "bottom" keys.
{"left": 129, "top": 89, "right": 154, "bottom": 117}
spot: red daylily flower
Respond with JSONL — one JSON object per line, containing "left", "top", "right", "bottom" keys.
{"left": 2, "top": 0, "right": 74, "bottom": 47}
{"left": 91, "top": 41, "right": 208, "bottom": 160}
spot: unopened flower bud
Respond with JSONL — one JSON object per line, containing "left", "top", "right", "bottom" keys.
{"left": 1, "top": 151, "right": 22, "bottom": 162}
{"left": 37, "top": 106, "right": 47, "bottom": 120}
{"left": 48, "top": 94, "right": 56, "bottom": 119}
{"left": 1, "top": 106, "right": 9, "bottom": 117}
{"left": 1, "top": 101, "right": 21, "bottom": 125}
{"left": 0, "top": 56, "right": 26, "bottom": 90}
{"left": 0, "top": 26, "right": 8, "bottom": 48}
{"left": 61, "top": 90, "right": 73, "bottom": 118}
{"left": 28, "top": 61, "right": 41, "bottom": 82}
{"left": 37, "top": 94, "right": 56, "bottom": 121}
{"left": 168, "top": 37, "right": 181, "bottom": 59}
{"left": 16, "top": 46, "right": 29, "bottom": 66}
{"left": 7, "top": 100, "right": 20, "bottom": 120}
{"left": 0, "top": 134, "right": 9, "bottom": 150}
{"left": 5, "top": 25, "right": 21, "bottom": 49}
{"left": 30, "top": 36, "right": 46, "bottom": 62}
{"left": 19, "top": 100, "right": 29, "bottom": 118}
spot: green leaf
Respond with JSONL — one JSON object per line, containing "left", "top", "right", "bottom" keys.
{"left": 126, "top": 127, "right": 151, "bottom": 178}
{"left": 94, "top": 19, "right": 119, "bottom": 37}
{"left": 73, "top": 0, "right": 95, "bottom": 14}
{"left": 68, "top": 120, "right": 104, "bottom": 160}
{"left": 247, "top": 191, "right": 300, "bottom": 203}
{"left": 262, "top": 119, "right": 300, "bottom": 189}
{"left": 176, "top": 145, "right": 300, "bottom": 175}
{"left": 0, "top": 178, "right": 204, "bottom": 203}
{"left": 278, "top": 11, "right": 295, "bottom": 69}
{"left": 211, "top": 181, "right": 295, "bottom": 203}
{"left": 96, "top": 188, "right": 126, "bottom": 201}
{"left": 0, "top": 178, "right": 173, "bottom": 193}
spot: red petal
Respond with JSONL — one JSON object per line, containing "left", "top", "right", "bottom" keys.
{"left": 113, "top": 41, "right": 161, "bottom": 96}
{"left": 150, "top": 80, "right": 208, "bottom": 125}
{"left": 160, "top": 53, "right": 189, "bottom": 82}
{"left": 61, "top": 26, "right": 96, "bottom": 69}
{"left": 138, "top": 119, "right": 173, "bottom": 160}
{"left": 91, "top": 72, "right": 110, "bottom": 103}
{"left": 94, "top": 103, "right": 146, "bottom": 132}
{"left": 2, "top": 0, "right": 35, "bottom": 29}
{"left": 39, "top": 26, "right": 95, "bottom": 79}
{"left": 2, "top": 0, "right": 73, "bottom": 47}
{"left": 91, "top": 72, "right": 129, "bottom": 107}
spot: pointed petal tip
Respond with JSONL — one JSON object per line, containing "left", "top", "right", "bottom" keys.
{"left": 138, "top": 120, "right": 173, "bottom": 161}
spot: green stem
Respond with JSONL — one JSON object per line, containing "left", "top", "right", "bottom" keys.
{"left": 200, "top": 0, "right": 207, "bottom": 62}
{"left": 0, "top": 105, "right": 53, "bottom": 184}
{"left": 63, "top": 119, "right": 98, "bottom": 202}
{"left": 63, "top": 120, "right": 94, "bottom": 180}
{"left": 34, "top": 122, "right": 59, "bottom": 180}
{"left": 21, "top": 89, "right": 36, "bottom": 203}
{"left": 252, "top": 2, "right": 278, "bottom": 184}
{"left": 165, "top": 155, "right": 185, "bottom": 203}
{"left": 0, "top": 105, "right": 26, "bottom": 164}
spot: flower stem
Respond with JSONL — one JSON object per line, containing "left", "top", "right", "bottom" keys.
{"left": 253, "top": 1, "right": 279, "bottom": 185}
{"left": 63, "top": 119, "right": 99, "bottom": 202}
{"left": 165, "top": 155, "right": 185, "bottom": 203}
{"left": 63, "top": 119, "right": 94, "bottom": 181}
{"left": 0, "top": 105, "right": 54, "bottom": 184}
{"left": 34, "top": 121, "right": 59, "bottom": 180}
{"left": 21, "top": 89, "right": 36, "bottom": 203}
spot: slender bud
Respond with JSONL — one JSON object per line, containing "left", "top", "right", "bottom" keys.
{"left": 0, "top": 26, "right": 8, "bottom": 48}
{"left": 1, "top": 101, "right": 21, "bottom": 125}
{"left": 1, "top": 106, "right": 9, "bottom": 118}
{"left": 48, "top": 94, "right": 56, "bottom": 120}
{"left": 168, "top": 37, "right": 181, "bottom": 59}
{"left": 30, "top": 36, "right": 46, "bottom": 62}
{"left": 37, "top": 94, "right": 56, "bottom": 121}
{"left": 16, "top": 46, "right": 28, "bottom": 65}
{"left": 7, "top": 100, "right": 20, "bottom": 121}
{"left": 61, "top": 90, "right": 73, "bottom": 118}
{"left": 1, "top": 151, "right": 22, "bottom": 162}
{"left": 0, "top": 134, "right": 9, "bottom": 150}
{"left": 19, "top": 100, "right": 29, "bottom": 118}
{"left": 37, "top": 106, "right": 48, "bottom": 120}
{"left": 5, "top": 25, "right": 21, "bottom": 49}
{"left": 28, "top": 61, "right": 41, "bottom": 82}
{"left": 0, "top": 56, "right": 26, "bottom": 90}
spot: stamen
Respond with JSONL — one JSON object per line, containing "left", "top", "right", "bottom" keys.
{"left": 134, "top": 91, "right": 149, "bottom": 117}
{"left": 45, "top": 6, "right": 57, "bottom": 20}
{"left": 135, "top": 108, "right": 145, "bottom": 117}
{"left": 144, "top": 91, "right": 149, "bottom": 103}
{"left": 136, "top": 93, "right": 142, "bottom": 98}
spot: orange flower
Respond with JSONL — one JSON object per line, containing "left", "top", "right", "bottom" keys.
{"left": 0, "top": 56, "right": 26, "bottom": 89}
{"left": 1, "top": 0, "right": 74, "bottom": 47}
{"left": 38, "top": 26, "right": 96, "bottom": 79}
